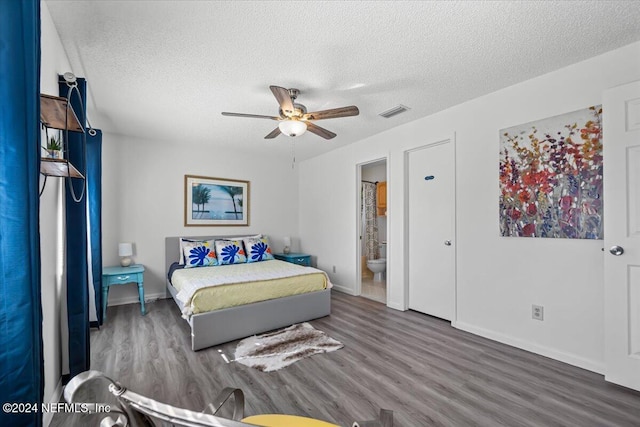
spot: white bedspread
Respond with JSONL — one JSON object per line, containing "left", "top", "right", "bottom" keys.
{"left": 173, "top": 259, "right": 329, "bottom": 313}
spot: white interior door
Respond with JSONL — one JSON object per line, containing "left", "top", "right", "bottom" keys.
{"left": 604, "top": 80, "right": 640, "bottom": 391}
{"left": 407, "top": 139, "right": 455, "bottom": 320}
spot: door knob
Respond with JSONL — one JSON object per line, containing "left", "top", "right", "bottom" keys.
{"left": 444, "top": 240, "right": 452, "bottom": 246}
{"left": 609, "top": 245, "right": 624, "bottom": 256}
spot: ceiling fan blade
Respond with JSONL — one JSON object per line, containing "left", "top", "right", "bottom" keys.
{"left": 306, "top": 122, "right": 336, "bottom": 140}
{"left": 303, "top": 105, "right": 359, "bottom": 121}
{"left": 221, "top": 112, "right": 279, "bottom": 120}
{"left": 269, "top": 86, "right": 295, "bottom": 116}
{"left": 264, "top": 127, "right": 281, "bottom": 139}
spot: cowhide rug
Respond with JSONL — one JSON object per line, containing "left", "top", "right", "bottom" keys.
{"left": 234, "top": 323, "right": 343, "bottom": 372}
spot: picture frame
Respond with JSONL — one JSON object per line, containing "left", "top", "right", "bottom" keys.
{"left": 184, "top": 175, "right": 250, "bottom": 226}
{"left": 498, "top": 105, "right": 603, "bottom": 239}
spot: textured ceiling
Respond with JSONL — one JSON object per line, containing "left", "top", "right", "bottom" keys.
{"left": 46, "top": 1, "right": 640, "bottom": 160}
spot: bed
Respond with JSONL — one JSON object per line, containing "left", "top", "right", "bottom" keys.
{"left": 165, "top": 236, "right": 332, "bottom": 350}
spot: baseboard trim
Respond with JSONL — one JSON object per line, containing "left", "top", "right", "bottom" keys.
{"left": 454, "top": 321, "right": 604, "bottom": 374}
{"left": 331, "top": 284, "right": 358, "bottom": 296}
{"left": 43, "top": 378, "right": 63, "bottom": 427}
{"left": 386, "top": 301, "right": 405, "bottom": 311}
{"left": 107, "top": 291, "right": 168, "bottom": 307}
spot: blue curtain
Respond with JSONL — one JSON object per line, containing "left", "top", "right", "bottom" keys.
{"left": 0, "top": 1, "right": 44, "bottom": 426}
{"left": 59, "top": 78, "right": 90, "bottom": 376}
{"left": 87, "top": 130, "right": 103, "bottom": 326}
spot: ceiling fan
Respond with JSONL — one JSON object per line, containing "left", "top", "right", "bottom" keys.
{"left": 221, "top": 86, "right": 359, "bottom": 140}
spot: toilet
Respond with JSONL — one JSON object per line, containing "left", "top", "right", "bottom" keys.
{"left": 366, "top": 242, "right": 387, "bottom": 281}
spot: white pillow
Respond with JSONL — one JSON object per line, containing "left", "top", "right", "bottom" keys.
{"left": 225, "top": 234, "right": 262, "bottom": 241}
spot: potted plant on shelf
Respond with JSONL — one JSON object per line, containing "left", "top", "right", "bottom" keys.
{"left": 46, "top": 135, "right": 62, "bottom": 159}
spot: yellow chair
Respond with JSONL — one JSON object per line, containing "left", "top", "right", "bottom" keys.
{"left": 243, "top": 414, "right": 339, "bottom": 426}
{"left": 64, "top": 370, "right": 392, "bottom": 427}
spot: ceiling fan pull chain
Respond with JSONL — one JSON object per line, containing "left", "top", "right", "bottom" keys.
{"left": 291, "top": 140, "right": 296, "bottom": 169}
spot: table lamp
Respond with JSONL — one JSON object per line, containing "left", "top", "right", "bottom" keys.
{"left": 283, "top": 236, "right": 291, "bottom": 254}
{"left": 118, "top": 243, "right": 133, "bottom": 267}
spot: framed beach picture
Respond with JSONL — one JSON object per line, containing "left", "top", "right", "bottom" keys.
{"left": 184, "top": 175, "right": 250, "bottom": 226}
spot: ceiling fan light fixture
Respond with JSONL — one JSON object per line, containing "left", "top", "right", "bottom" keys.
{"left": 278, "top": 119, "right": 307, "bottom": 137}
{"left": 222, "top": 85, "right": 356, "bottom": 140}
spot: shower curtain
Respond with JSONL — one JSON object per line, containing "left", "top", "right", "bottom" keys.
{"left": 362, "top": 182, "right": 380, "bottom": 260}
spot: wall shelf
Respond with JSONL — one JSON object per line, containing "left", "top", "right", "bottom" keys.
{"left": 39, "top": 87, "right": 87, "bottom": 201}
{"left": 40, "top": 158, "right": 84, "bottom": 179}
{"left": 40, "top": 94, "right": 83, "bottom": 132}
{"left": 39, "top": 93, "right": 85, "bottom": 182}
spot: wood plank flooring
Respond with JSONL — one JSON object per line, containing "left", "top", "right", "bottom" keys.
{"left": 51, "top": 292, "right": 640, "bottom": 426}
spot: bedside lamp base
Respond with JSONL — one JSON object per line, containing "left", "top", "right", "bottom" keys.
{"left": 120, "top": 257, "right": 132, "bottom": 267}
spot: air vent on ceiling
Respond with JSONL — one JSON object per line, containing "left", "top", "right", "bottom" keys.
{"left": 378, "top": 104, "right": 410, "bottom": 118}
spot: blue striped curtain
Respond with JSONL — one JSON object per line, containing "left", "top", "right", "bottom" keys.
{"left": 0, "top": 1, "right": 44, "bottom": 426}
{"left": 59, "top": 77, "right": 103, "bottom": 375}
{"left": 59, "top": 78, "right": 90, "bottom": 376}
{"left": 87, "top": 130, "right": 103, "bottom": 326}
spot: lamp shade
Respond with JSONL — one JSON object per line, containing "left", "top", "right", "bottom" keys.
{"left": 118, "top": 243, "right": 133, "bottom": 257}
{"left": 278, "top": 119, "right": 307, "bottom": 137}
{"left": 283, "top": 236, "right": 291, "bottom": 247}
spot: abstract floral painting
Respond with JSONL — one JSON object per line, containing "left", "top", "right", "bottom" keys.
{"left": 499, "top": 106, "right": 603, "bottom": 239}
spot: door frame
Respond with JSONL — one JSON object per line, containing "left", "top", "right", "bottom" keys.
{"left": 403, "top": 135, "right": 458, "bottom": 323}
{"left": 355, "top": 156, "right": 389, "bottom": 300}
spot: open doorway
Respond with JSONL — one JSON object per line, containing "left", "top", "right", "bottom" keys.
{"left": 357, "top": 158, "right": 387, "bottom": 303}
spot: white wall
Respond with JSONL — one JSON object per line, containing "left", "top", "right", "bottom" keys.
{"left": 40, "top": 1, "right": 71, "bottom": 421}
{"left": 299, "top": 41, "right": 640, "bottom": 373}
{"left": 101, "top": 135, "right": 300, "bottom": 304}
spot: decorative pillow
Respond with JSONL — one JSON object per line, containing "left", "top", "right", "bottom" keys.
{"left": 182, "top": 240, "right": 218, "bottom": 268}
{"left": 179, "top": 238, "right": 208, "bottom": 265}
{"left": 215, "top": 239, "right": 247, "bottom": 265}
{"left": 243, "top": 236, "right": 274, "bottom": 263}
{"left": 179, "top": 236, "right": 259, "bottom": 264}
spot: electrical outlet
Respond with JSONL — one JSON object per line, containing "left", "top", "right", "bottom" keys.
{"left": 332, "top": 265, "right": 336, "bottom": 273}
{"left": 532, "top": 304, "right": 544, "bottom": 321}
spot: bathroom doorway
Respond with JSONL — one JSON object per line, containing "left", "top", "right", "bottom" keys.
{"left": 357, "top": 158, "right": 388, "bottom": 304}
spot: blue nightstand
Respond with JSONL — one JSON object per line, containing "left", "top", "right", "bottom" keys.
{"left": 273, "top": 253, "right": 311, "bottom": 267}
{"left": 102, "top": 264, "right": 146, "bottom": 320}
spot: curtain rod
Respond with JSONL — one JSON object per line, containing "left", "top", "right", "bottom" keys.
{"left": 362, "top": 180, "right": 378, "bottom": 184}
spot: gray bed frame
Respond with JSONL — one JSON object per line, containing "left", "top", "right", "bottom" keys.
{"left": 165, "top": 236, "right": 331, "bottom": 351}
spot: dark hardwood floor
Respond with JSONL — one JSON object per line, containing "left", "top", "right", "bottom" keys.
{"left": 51, "top": 292, "right": 640, "bottom": 426}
